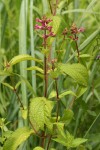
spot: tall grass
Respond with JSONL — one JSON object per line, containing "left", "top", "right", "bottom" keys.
{"left": 0, "top": 0, "right": 100, "bottom": 149}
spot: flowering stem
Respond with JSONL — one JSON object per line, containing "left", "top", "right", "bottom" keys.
{"left": 43, "top": 30, "right": 48, "bottom": 98}
{"left": 41, "top": 30, "right": 48, "bottom": 148}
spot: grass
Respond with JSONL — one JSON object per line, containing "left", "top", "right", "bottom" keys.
{"left": 0, "top": 0, "right": 100, "bottom": 149}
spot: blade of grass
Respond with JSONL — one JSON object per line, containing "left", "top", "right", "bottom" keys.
{"left": 30, "top": 0, "right": 36, "bottom": 95}
{"left": 19, "top": 0, "right": 28, "bottom": 127}
{"left": 42, "top": 0, "right": 48, "bottom": 14}
{"left": 79, "top": 0, "right": 98, "bottom": 25}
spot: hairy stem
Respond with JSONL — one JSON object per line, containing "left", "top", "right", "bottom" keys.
{"left": 41, "top": 30, "right": 48, "bottom": 148}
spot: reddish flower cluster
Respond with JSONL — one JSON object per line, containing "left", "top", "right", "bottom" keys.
{"left": 62, "top": 23, "right": 85, "bottom": 41}
{"left": 70, "top": 23, "right": 85, "bottom": 41}
{"left": 35, "top": 16, "right": 55, "bottom": 39}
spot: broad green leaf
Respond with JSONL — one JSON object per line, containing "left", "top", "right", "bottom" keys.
{"left": 49, "top": 15, "right": 66, "bottom": 35}
{"left": 3, "top": 127, "right": 34, "bottom": 150}
{"left": 2, "top": 83, "right": 13, "bottom": 90}
{"left": 58, "top": 63, "right": 88, "bottom": 86}
{"left": 71, "top": 138, "right": 87, "bottom": 148}
{"left": 26, "top": 66, "right": 43, "bottom": 74}
{"left": 49, "top": 90, "right": 76, "bottom": 99}
{"left": 48, "top": 91, "right": 56, "bottom": 99}
{"left": 60, "top": 109, "right": 74, "bottom": 125}
{"left": 76, "top": 86, "right": 87, "bottom": 98}
{"left": 29, "top": 97, "right": 54, "bottom": 131}
{"left": 79, "top": 29, "right": 100, "bottom": 51}
{"left": 33, "top": 147, "right": 44, "bottom": 150}
{"left": 53, "top": 124, "right": 87, "bottom": 149}
{"left": 9, "top": 54, "right": 42, "bottom": 66}
{"left": 59, "top": 90, "right": 76, "bottom": 98}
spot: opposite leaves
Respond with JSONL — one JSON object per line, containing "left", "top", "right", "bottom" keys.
{"left": 3, "top": 127, "right": 34, "bottom": 150}
{"left": 29, "top": 97, "right": 54, "bottom": 131}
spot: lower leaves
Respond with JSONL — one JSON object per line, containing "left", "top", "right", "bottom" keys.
{"left": 3, "top": 127, "right": 34, "bottom": 150}
{"left": 53, "top": 123, "right": 87, "bottom": 149}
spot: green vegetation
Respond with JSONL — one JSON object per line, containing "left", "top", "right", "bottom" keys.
{"left": 0, "top": 0, "right": 100, "bottom": 150}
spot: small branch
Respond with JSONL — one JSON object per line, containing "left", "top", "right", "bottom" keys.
{"left": 53, "top": 0, "right": 59, "bottom": 16}
{"left": 46, "top": 135, "right": 52, "bottom": 150}
{"left": 48, "top": 0, "right": 53, "bottom": 14}
{"left": 13, "top": 88, "right": 24, "bottom": 110}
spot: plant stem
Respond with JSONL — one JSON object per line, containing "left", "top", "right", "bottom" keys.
{"left": 44, "top": 30, "right": 48, "bottom": 98}
{"left": 44, "top": 55, "right": 47, "bottom": 97}
{"left": 41, "top": 30, "right": 48, "bottom": 148}
{"left": 48, "top": 0, "right": 53, "bottom": 14}
{"left": 13, "top": 88, "right": 24, "bottom": 110}
{"left": 53, "top": 0, "right": 59, "bottom": 16}
{"left": 46, "top": 135, "right": 52, "bottom": 150}
{"left": 75, "top": 35, "right": 80, "bottom": 63}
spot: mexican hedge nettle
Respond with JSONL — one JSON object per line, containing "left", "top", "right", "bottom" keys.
{"left": 1, "top": 14, "right": 88, "bottom": 150}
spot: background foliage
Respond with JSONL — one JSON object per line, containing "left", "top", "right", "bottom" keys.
{"left": 0, "top": 0, "right": 100, "bottom": 150}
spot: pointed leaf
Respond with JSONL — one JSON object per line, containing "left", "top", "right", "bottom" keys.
{"left": 59, "top": 90, "right": 76, "bottom": 98}
{"left": 60, "top": 109, "right": 74, "bottom": 125}
{"left": 29, "top": 97, "right": 54, "bottom": 131}
{"left": 9, "top": 54, "right": 42, "bottom": 66}
{"left": 3, "top": 127, "right": 34, "bottom": 150}
{"left": 2, "top": 83, "right": 13, "bottom": 90}
{"left": 58, "top": 63, "right": 88, "bottom": 86}
{"left": 26, "top": 66, "right": 43, "bottom": 74}
{"left": 71, "top": 138, "right": 87, "bottom": 148}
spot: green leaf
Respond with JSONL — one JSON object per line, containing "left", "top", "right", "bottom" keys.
{"left": 49, "top": 90, "right": 76, "bottom": 99}
{"left": 49, "top": 15, "right": 66, "bottom": 35}
{"left": 26, "top": 66, "right": 43, "bottom": 74}
{"left": 48, "top": 91, "right": 56, "bottom": 99}
{"left": 9, "top": 54, "right": 42, "bottom": 66}
{"left": 77, "top": 145, "right": 86, "bottom": 150}
{"left": 2, "top": 83, "right": 13, "bottom": 90}
{"left": 33, "top": 147, "right": 44, "bottom": 150}
{"left": 20, "top": 107, "right": 28, "bottom": 119}
{"left": 59, "top": 90, "right": 76, "bottom": 98}
{"left": 3, "top": 127, "right": 34, "bottom": 150}
{"left": 29, "top": 97, "right": 54, "bottom": 131}
{"left": 71, "top": 138, "right": 87, "bottom": 148}
{"left": 15, "top": 81, "right": 21, "bottom": 89}
{"left": 80, "top": 54, "right": 91, "bottom": 58}
{"left": 53, "top": 123, "right": 87, "bottom": 149}
{"left": 60, "top": 109, "right": 74, "bottom": 125}
{"left": 76, "top": 86, "right": 87, "bottom": 98}
{"left": 58, "top": 63, "right": 88, "bottom": 86}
